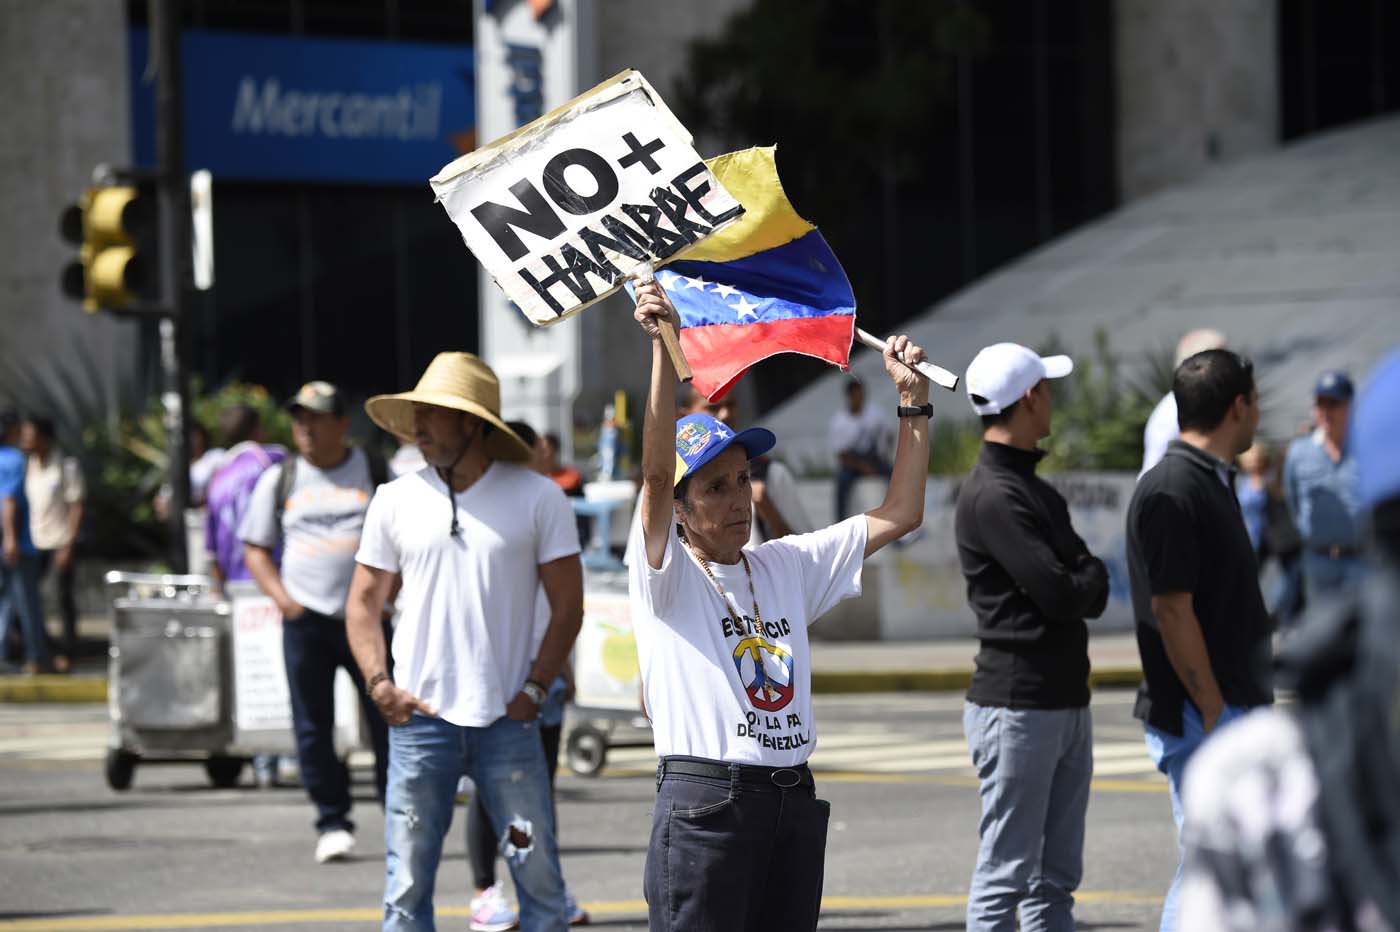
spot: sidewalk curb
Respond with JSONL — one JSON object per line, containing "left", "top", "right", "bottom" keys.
{"left": 0, "top": 675, "right": 108, "bottom": 704}
{"left": 811, "top": 667, "right": 1143, "bottom": 694}
{"left": 0, "top": 667, "right": 1143, "bottom": 704}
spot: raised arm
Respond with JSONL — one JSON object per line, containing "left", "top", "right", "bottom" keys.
{"left": 864, "top": 335, "right": 932, "bottom": 557}
{"left": 634, "top": 280, "right": 680, "bottom": 570}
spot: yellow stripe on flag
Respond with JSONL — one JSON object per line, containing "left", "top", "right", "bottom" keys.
{"left": 678, "top": 147, "right": 813, "bottom": 264}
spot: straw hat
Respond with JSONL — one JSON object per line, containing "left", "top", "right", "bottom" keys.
{"left": 365, "top": 352, "right": 531, "bottom": 462}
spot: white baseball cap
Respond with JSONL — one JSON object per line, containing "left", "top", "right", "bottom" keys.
{"left": 964, "top": 343, "right": 1074, "bottom": 415}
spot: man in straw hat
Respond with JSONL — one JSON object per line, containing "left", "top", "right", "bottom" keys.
{"left": 630, "top": 280, "right": 932, "bottom": 931}
{"left": 346, "top": 352, "right": 583, "bottom": 932}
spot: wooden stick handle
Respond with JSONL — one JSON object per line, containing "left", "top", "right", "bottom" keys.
{"left": 633, "top": 263, "right": 692, "bottom": 382}
{"left": 657, "top": 311, "right": 692, "bottom": 382}
{"left": 855, "top": 327, "right": 960, "bottom": 391}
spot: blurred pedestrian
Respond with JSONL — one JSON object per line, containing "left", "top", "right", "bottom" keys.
{"left": 1236, "top": 444, "right": 1305, "bottom": 625}
{"left": 188, "top": 422, "right": 225, "bottom": 506}
{"left": 829, "top": 377, "right": 893, "bottom": 519}
{"left": 347, "top": 352, "right": 582, "bottom": 932}
{"left": 20, "top": 415, "right": 84, "bottom": 671}
{"left": 1141, "top": 329, "right": 1228, "bottom": 477}
{"left": 1283, "top": 370, "right": 1364, "bottom": 600}
{"left": 466, "top": 421, "right": 589, "bottom": 931}
{"left": 629, "top": 283, "right": 931, "bottom": 932}
{"left": 204, "top": 405, "right": 285, "bottom": 591}
{"left": 238, "top": 382, "right": 390, "bottom": 865}
{"left": 1126, "top": 349, "right": 1273, "bottom": 932}
{"left": 1178, "top": 347, "right": 1400, "bottom": 932}
{"left": 0, "top": 410, "right": 48, "bottom": 674}
{"left": 537, "top": 432, "right": 583, "bottom": 497}
{"left": 956, "top": 344, "right": 1110, "bottom": 932}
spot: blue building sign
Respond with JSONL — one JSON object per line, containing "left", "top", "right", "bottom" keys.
{"left": 130, "top": 30, "right": 475, "bottom": 184}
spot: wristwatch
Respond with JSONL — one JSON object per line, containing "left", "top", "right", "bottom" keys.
{"left": 521, "top": 680, "right": 548, "bottom": 706}
{"left": 896, "top": 403, "right": 934, "bottom": 418}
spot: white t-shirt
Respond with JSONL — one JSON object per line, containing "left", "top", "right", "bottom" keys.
{"left": 1141, "top": 392, "right": 1178, "bottom": 477}
{"left": 25, "top": 452, "right": 84, "bottom": 551}
{"left": 628, "top": 514, "right": 867, "bottom": 767}
{"left": 239, "top": 449, "right": 375, "bottom": 618}
{"left": 829, "top": 403, "right": 889, "bottom": 459}
{"left": 355, "top": 462, "right": 580, "bottom": 727}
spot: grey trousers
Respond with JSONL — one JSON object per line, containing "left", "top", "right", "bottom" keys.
{"left": 963, "top": 702, "right": 1093, "bottom": 932}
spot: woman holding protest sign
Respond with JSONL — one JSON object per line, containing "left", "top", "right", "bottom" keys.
{"left": 628, "top": 278, "right": 932, "bottom": 931}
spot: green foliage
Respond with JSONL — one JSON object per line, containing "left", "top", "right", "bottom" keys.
{"left": 1040, "top": 330, "right": 1159, "bottom": 472}
{"left": 928, "top": 417, "right": 984, "bottom": 476}
{"left": 1, "top": 349, "right": 297, "bottom": 558}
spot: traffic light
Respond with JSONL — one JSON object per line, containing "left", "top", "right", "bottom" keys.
{"left": 60, "top": 185, "right": 153, "bottom": 313}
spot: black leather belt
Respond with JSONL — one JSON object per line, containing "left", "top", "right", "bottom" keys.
{"left": 658, "top": 757, "right": 814, "bottom": 789}
{"left": 1312, "top": 544, "right": 1360, "bottom": 559}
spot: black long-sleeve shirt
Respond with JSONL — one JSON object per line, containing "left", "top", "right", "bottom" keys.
{"left": 954, "top": 442, "right": 1110, "bottom": 708}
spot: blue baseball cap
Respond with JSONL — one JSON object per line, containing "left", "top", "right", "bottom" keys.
{"left": 1353, "top": 349, "right": 1400, "bottom": 509}
{"left": 1314, "top": 370, "right": 1355, "bottom": 402}
{"left": 673, "top": 413, "right": 775, "bottom": 486}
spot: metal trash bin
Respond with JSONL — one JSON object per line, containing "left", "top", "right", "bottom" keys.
{"left": 565, "top": 572, "right": 653, "bottom": 777}
{"left": 104, "top": 571, "right": 242, "bottom": 790}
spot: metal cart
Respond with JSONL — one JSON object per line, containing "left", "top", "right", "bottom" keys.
{"left": 564, "top": 573, "right": 653, "bottom": 776}
{"left": 104, "top": 573, "right": 371, "bottom": 791}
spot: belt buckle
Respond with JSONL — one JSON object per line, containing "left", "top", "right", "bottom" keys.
{"left": 1329, "top": 545, "right": 1343, "bottom": 560}
{"left": 770, "top": 768, "right": 802, "bottom": 788}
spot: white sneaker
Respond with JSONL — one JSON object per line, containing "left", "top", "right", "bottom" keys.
{"left": 469, "top": 883, "right": 519, "bottom": 932}
{"left": 314, "top": 829, "right": 355, "bottom": 864}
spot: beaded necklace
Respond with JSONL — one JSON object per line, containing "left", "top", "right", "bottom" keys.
{"left": 683, "top": 540, "right": 764, "bottom": 629}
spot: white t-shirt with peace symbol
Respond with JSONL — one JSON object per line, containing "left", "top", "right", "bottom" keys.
{"left": 629, "top": 514, "right": 867, "bottom": 767}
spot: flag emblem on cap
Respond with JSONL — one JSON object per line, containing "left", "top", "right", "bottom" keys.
{"left": 677, "top": 422, "right": 714, "bottom": 458}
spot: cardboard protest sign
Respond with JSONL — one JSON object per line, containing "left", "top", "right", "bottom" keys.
{"left": 430, "top": 70, "right": 744, "bottom": 326}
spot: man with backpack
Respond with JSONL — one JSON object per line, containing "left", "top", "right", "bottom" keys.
{"left": 239, "top": 381, "right": 391, "bottom": 865}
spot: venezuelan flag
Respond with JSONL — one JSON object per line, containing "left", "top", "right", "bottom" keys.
{"left": 658, "top": 147, "right": 856, "bottom": 400}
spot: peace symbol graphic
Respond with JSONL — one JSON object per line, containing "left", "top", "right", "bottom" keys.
{"left": 732, "top": 636, "right": 795, "bottom": 712}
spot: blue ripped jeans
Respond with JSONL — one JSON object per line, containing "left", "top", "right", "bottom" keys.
{"left": 383, "top": 714, "right": 566, "bottom": 932}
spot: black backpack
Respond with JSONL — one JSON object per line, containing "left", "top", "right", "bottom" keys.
{"left": 273, "top": 446, "right": 389, "bottom": 533}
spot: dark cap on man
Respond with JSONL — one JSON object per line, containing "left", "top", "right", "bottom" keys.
{"left": 287, "top": 381, "right": 345, "bottom": 416}
{"left": 1314, "top": 370, "right": 1354, "bottom": 403}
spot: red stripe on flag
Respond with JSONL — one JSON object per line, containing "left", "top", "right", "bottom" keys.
{"left": 678, "top": 315, "right": 855, "bottom": 400}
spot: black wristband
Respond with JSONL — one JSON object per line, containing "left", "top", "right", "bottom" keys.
{"left": 896, "top": 403, "right": 933, "bottom": 418}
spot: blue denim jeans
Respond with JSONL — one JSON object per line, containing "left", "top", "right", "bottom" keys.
{"left": 0, "top": 552, "right": 48, "bottom": 667}
{"left": 963, "top": 703, "right": 1093, "bottom": 932}
{"left": 1142, "top": 700, "right": 1247, "bottom": 932}
{"left": 383, "top": 713, "right": 566, "bottom": 932}
{"left": 1301, "top": 552, "right": 1366, "bottom": 600}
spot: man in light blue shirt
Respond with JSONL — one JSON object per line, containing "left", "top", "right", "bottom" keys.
{"left": 1283, "top": 370, "right": 1364, "bottom": 597}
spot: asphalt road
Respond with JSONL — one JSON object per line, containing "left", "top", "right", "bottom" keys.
{"left": 0, "top": 690, "right": 1176, "bottom": 931}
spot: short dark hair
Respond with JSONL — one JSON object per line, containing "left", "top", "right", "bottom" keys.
{"left": 506, "top": 420, "right": 538, "bottom": 448}
{"left": 24, "top": 415, "right": 56, "bottom": 440}
{"left": 674, "top": 474, "right": 691, "bottom": 501}
{"left": 542, "top": 432, "right": 561, "bottom": 454}
{"left": 978, "top": 399, "right": 1020, "bottom": 429}
{"left": 219, "top": 404, "right": 261, "bottom": 446}
{"left": 0, "top": 409, "right": 18, "bottom": 437}
{"left": 844, "top": 380, "right": 864, "bottom": 397}
{"left": 1174, "top": 349, "right": 1256, "bottom": 433}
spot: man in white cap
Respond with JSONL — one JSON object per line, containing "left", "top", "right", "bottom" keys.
{"left": 345, "top": 352, "right": 583, "bottom": 932}
{"left": 955, "top": 343, "right": 1110, "bottom": 932}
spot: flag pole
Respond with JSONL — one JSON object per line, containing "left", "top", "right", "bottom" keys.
{"left": 634, "top": 264, "right": 693, "bottom": 382}
{"left": 855, "top": 327, "right": 960, "bottom": 391}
